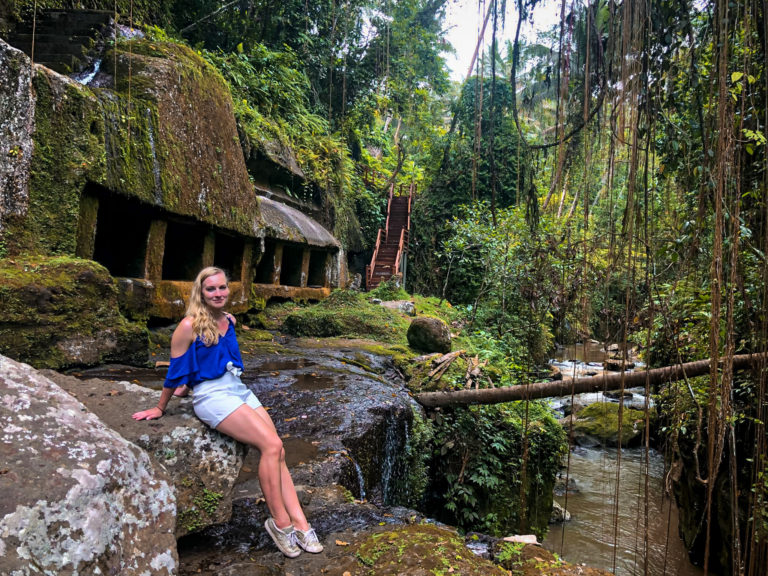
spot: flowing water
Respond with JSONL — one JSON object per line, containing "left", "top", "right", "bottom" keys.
{"left": 544, "top": 343, "right": 704, "bottom": 576}
{"left": 544, "top": 446, "right": 705, "bottom": 576}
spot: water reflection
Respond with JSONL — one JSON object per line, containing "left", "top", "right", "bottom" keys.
{"left": 553, "top": 341, "right": 615, "bottom": 364}
{"left": 544, "top": 446, "right": 704, "bottom": 576}
{"left": 551, "top": 342, "right": 644, "bottom": 379}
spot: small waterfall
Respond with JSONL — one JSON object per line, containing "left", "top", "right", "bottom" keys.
{"left": 75, "top": 59, "right": 101, "bottom": 85}
{"left": 380, "top": 417, "right": 398, "bottom": 502}
{"left": 343, "top": 451, "right": 366, "bottom": 501}
{"left": 381, "top": 407, "right": 411, "bottom": 505}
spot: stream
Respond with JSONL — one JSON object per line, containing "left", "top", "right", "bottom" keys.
{"left": 544, "top": 343, "right": 705, "bottom": 576}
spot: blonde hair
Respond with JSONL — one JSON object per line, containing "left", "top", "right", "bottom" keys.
{"left": 187, "top": 266, "right": 228, "bottom": 346}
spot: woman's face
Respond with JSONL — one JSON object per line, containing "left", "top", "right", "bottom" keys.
{"left": 201, "top": 272, "right": 229, "bottom": 312}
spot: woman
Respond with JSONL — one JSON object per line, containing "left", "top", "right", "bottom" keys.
{"left": 132, "top": 266, "right": 322, "bottom": 558}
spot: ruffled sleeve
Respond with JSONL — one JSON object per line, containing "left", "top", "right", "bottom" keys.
{"left": 163, "top": 347, "right": 199, "bottom": 388}
{"left": 162, "top": 322, "right": 243, "bottom": 388}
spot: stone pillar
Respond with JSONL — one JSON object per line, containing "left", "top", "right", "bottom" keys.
{"left": 241, "top": 240, "right": 255, "bottom": 286}
{"left": 202, "top": 231, "right": 215, "bottom": 268}
{"left": 144, "top": 220, "right": 167, "bottom": 280}
{"left": 300, "top": 249, "right": 311, "bottom": 288}
{"left": 75, "top": 194, "right": 99, "bottom": 259}
{"left": 272, "top": 243, "right": 283, "bottom": 285}
{"left": 322, "top": 251, "right": 332, "bottom": 288}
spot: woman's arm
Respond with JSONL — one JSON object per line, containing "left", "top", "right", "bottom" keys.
{"left": 132, "top": 387, "right": 175, "bottom": 420}
{"left": 132, "top": 318, "right": 196, "bottom": 420}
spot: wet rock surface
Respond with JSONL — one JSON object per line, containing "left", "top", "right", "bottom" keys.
{"left": 70, "top": 338, "right": 424, "bottom": 573}
{"left": 0, "top": 355, "right": 177, "bottom": 575}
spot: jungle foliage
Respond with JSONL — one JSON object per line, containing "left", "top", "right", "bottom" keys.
{"left": 7, "top": 0, "right": 768, "bottom": 568}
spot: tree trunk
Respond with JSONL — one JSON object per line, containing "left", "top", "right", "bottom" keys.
{"left": 415, "top": 353, "right": 767, "bottom": 407}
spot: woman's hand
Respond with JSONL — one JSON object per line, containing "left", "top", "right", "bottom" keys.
{"left": 132, "top": 406, "right": 164, "bottom": 420}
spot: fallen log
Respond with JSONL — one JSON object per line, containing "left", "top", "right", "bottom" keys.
{"left": 415, "top": 353, "right": 768, "bottom": 408}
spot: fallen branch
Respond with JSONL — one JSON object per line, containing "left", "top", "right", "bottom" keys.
{"left": 415, "top": 353, "right": 768, "bottom": 407}
{"left": 433, "top": 350, "right": 465, "bottom": 366}
{"left": 427, "top": 350, "right": 466, "bottom": 383}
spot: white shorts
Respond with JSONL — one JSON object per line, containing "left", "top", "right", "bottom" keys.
{"left": 192, "top": 368, "right": 262, "bottom": 428}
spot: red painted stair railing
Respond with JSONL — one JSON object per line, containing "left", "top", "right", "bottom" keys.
{"left": 365, "top": 182, "right": 415, "bottom": 290}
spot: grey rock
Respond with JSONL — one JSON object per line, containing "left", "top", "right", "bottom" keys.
{"left": 572, "top": 432, "right": 602, "bottom": 448}
{"left": 550, "top": 501, "right": 571, "bottom": 523}
{"left": 399, "top": 301, "right": 416, "bottom": 316}
{"left": 42, "top": 370, "right": 247, "bottom": 539}
{"left": 561, "top": 399, "right": 585, "bottom": 416}
{"left": 407, "top": 316, "right": 451, "bottom": 354}
{"left": 0, "top": 355, "right": 177, "bottom": 575}
{"left": 603, "top": 390, "right": 634, "bottom": 400}
{"left": 348, "top": 273, "right": 363, "bottom": 291}
{"left": 0, "top": 40, "right": 34, "bottom": 231}
{"left": 379, "top": 299, "right": 416, "bottom": 316}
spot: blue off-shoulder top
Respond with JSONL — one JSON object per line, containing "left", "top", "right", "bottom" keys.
{"left": 163, "top": 319, "right": 244, "bottom": 389}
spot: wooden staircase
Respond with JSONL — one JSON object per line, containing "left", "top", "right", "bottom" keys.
{"left": 366, "top": 183, "right": 415, "bottom": 290}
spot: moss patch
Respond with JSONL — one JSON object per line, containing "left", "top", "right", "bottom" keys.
{"left": 353, "top": 524, "right": 508, "bottom": 576}
{"left": 493, "top": 542, "right": 612, "bottom": 576}
{"left": 572, "top": 401, "right": 654, "bottom": 447}
{"left": 0, "top": 256, "right": 147, "bottom": 368}
{"left": 5, "top": 68, "right": 106, "bottom": 256}
{"left": 282, "top": 290, "right": 410, "bottom": 342}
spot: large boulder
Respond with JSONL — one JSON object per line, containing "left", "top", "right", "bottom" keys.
{"left": 0, "top": 354, "right": 177, "bottom": 575}
{"left": 407, "top": 316, "right": 452, "bottom": 353}
{"left": 0, "top": 256, "right": 147, "bottom": 369}
{"left": 43, "top": 370, "right": 247, "bottom": 538}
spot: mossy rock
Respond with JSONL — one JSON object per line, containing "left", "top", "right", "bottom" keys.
{"left": 493, "top": 541, "right": 613, "bottom": 576}
{"left": 407, "top": 316, "right": 451, "bottom": 353}
{"left": 571, "top": 402, "right": 655, "bottom": 447}
{"left": 353, "top": 524, "right": 508, "bottom": 575}
{"left": 282, "top": 290, "right": 409, "bottom": 342}
{"left": 0, "top": 256, "right": 147, "bottom": 369}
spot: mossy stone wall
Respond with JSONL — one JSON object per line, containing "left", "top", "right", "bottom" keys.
{"left": 1, "top": 38, "right": 264, "bottom": 257}
{"left": 20, "top": 69, "right": 107, "bottom": 255}
{"left": 104, "top": 41, "right": 260, "bottom": 235}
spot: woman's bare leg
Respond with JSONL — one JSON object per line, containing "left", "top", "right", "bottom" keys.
{"left": 216, "top": 405, "right": 292, "bottom": 528}
{"left": 252, "top": 407, "right": 310, "bottom": 531}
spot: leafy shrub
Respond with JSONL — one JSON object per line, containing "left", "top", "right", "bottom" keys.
{"left": 425, "top": 402, "right": 567, "bottom": 538}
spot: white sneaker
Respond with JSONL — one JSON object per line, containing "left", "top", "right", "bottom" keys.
{"left": 294, "top": 525, "right": 323, "bottom": 553}
{"left": 265, "top": 518, "right": 301, "bottom": 558}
